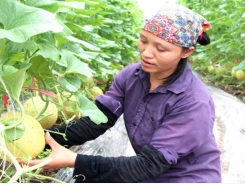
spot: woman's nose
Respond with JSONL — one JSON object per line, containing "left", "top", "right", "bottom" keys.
{"left": 142, "top": 45, "right": 154, "bottom": 58}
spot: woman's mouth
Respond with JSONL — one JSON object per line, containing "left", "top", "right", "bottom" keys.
{"left": 142, "top": 60, "right": 154, "bottom": 68}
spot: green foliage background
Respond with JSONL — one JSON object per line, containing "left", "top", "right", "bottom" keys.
{"left": 178, "top": 0, "right": 245, "bottom": 102}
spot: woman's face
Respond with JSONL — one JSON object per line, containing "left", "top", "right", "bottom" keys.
{"left": 138, "top": 30, "right": 194, "bottom": 79}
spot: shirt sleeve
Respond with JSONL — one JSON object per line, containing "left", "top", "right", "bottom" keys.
{"left": 96, "top": 65, "right": 132, "bottom": 118}
{"left": 73, "top": 145, "right": 170, "bottom": 183}
{"left": 150, "top": 100, "right": 213, "bottom": 164}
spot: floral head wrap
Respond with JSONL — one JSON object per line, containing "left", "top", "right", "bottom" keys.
{"left": 142, "top": 4, "right": 211, "bottom": 48}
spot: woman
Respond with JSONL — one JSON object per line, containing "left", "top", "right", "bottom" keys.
{"left": 24, "top": 4, "right": 221, "bottom": 183}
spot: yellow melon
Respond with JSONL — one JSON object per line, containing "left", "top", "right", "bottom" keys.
{"left": 24, "top": 96, "right": 58, "bottom": 129}
{"left": 0, "top": 113, "right": 45, "bottom": 162}
{"left": 236, "top": 70, "right": 245, "bottom": 81}
{"left": 89, "top": 86, "right": 103, "bottom": 98}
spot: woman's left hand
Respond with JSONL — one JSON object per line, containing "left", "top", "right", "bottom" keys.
{"left": 18, "top": 132, "right": 77, "bottom": 169}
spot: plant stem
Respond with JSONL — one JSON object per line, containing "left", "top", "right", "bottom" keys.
{"left": 6, "top": 155, "right": 52, "bottom": 183}
{"left": 34, "top": 98, "right": 49, "bottom": 120}
{"left": 54, "top": 86, "right": 69, "bottom": 122}
{"left": 34, "top": 80, "right": 50, "bottom": 120}
{"left": 44, "top": 129, "right": 67, "bottom": 140}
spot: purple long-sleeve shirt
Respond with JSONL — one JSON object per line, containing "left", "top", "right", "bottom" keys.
{"left": 96, "top": 62, "right": 221, "bottom": 182}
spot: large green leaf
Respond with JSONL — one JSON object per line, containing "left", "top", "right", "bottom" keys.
{"left": 0, "top": 0, "right": 63, "bottom": 43}
{"left": 57, "top": 2, "right": 85, "bottom": 9}
{"left": 58, "top": 76, "right": 81, "bottom": 92}
{"left": 28, "top": 56, "right": 53, "bottom": 80}
{"left": 37, "top": 43, "right": 60, "bottom": 61}
{"left": 1, "top": 41, "right": 38, "bottom": 65}
{"left": 65, "top": 36, "right": 100, "bottom": 51}
{"left": 58, "top": 50, "right": 94, "bottom": 77}
{"left": 0, "top": 63, "right": 31, "bottom": 100}
{"left": 77, "top": 94, "right": 108, "bottom": 124}
{"left": 61, "top": 43, "right": 99, "bottom": 60}
{"left": 233, "top": 60, "right": 245, "bottom": 71}
{"left": 24, "top": 0, "right": 59, "bottom": 13}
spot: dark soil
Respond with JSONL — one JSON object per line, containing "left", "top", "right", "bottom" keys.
{"left": 30, "top": 169, "right": 59, "bottom": 183}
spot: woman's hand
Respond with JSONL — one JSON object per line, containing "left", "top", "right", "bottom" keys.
{"left": 18, "top": 132, "right": 77, "bottom": 169}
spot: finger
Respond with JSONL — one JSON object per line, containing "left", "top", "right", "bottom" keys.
{"left": 18, "top": 159, "right": 43, "bottom": 167}
{"left": 45, "top": 132, "right": 59, "bottom": 148}
{"left": 19, "top": 157, "right": 52, "bottom": 168}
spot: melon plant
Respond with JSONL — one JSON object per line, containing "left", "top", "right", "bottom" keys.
{"left": 0, "top": 0, "right": 143, "bottom": 181}
{"left": 0, "top": 59, "right": 53, "bottom": 182}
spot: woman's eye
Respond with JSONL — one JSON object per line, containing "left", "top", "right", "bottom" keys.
{"left": 140, "top": 39, "right": 147, "bottom": 44}
{"left": 157, "top": 48, "right": 165, "bottom": 52}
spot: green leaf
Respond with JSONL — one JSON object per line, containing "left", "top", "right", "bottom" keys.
{"left": 65, "top": 36, "right": 100, "bottom": 51}
{"left": 37, "top": 148, "right": 51, "bottom": 159}
{"left": 0, "top": 123, "right": 5, "bottom": 134}
{"left": 24, "top": 0, "right": 59, "bottom": 13}
{"left": 28, "top": 56, "right": 53, "bottom": 80}
{"left": 234, "top": 60, "right": 245, "bottom": 71}
{"left": 76, "top": 51, "right": 99, "bottom": 60}
{"left": 58, "top": 76, "right": 81, "bottom": 92}
{"left": 37, "top": 43, "right": 60, "bottom": 61}
{"left": 61, "top": 43, "right": 99, "bottom": 60}
{"left": 58, "top": 2, "right": 85, "bottom": 9}
{"left": 0, "top": 65, "right": 18, "bottom": 76}
{"left": 54, "top": 15, "right": 73, "bottom": 37}
{"left": 77, "top": 94, "right": 108, "bottom": 124}
{"left": 0, "top": 63, "right": 30, "bottom": 100}
{"left": 4, "top": 118, "right": 25, "bottom": 142}
{"left": 0, "top": 0, "right": 63, "bottom": 43}
{"left": 59, "top": 50, "right": 94, "bottom": 77}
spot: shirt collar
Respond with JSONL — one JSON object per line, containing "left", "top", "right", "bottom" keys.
{"left": 135, "top": 62, "right": 193, "bottom": 94}
{"left": 166, "top": 63, "right": 193, "bottom": 94}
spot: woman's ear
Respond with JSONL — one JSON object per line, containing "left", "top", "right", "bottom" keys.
{"left": 181, "top": 47, "right": 195, "bottom": 58}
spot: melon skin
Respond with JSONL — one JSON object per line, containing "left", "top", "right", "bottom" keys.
{"left": 24, "top": 96, "right": 58, "bottom": 129}
{"left": 236, "top": 70, "right": 245, "bottom": 81}
{"left": 89, "top": 86, "right": 103, "bottom": 98}
{"left": 0, "top": 113, "right": 45, "bottom": 162}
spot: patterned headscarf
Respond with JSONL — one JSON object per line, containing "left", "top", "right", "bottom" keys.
{"left": 142, "top": 4, "right": 211, "bottom": 48}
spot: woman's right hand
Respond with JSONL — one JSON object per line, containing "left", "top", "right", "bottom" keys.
{"left": 18, "top": 132, "right": 77, "bottom": 169}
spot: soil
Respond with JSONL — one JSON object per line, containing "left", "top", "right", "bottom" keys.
{"left": 30, "top": 169, "right": 59, "bottom": 183}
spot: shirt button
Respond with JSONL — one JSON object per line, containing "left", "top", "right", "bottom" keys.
{"left": 133, "top": 123, "right": 136, "bottom": 126}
